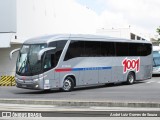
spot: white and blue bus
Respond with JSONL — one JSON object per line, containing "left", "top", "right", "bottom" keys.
{"left": 153, "top": 46, "right": 160, "bottom": 74}
{"left": 10, "top": 34, "right": 152, "bottom": 91}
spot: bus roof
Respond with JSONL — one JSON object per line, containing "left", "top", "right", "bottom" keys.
{"left": 153, "top": 46, "right": 160, "bottom": 51}
{"left": 24, "top": 34, "right": 152, "bottom": 44}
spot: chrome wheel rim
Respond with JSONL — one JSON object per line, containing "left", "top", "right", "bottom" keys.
{"left": 128, "top": 74, "right": 134, "bottom": 83}
{"left": 63, "top": 79, "right": 71, "bottom": 91}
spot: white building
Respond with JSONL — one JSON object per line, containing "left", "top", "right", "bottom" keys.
{"left": 96, "top": 27, "right": 149, "bottom": 41}
{"left": 0, "top": 0, "right": 98, "bottom": 76}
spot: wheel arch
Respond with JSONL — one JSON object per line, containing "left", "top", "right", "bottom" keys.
{"left": 62, "top": 74, "right": 76, "bottom": 87}
{"left": 126, "top": 71, "right": 136, "bottom": 81}
{"left": 126, "top": 71, "right": 136, "bottom": 85}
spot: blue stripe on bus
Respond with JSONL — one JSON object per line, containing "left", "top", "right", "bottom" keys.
{"left": 55, "top": 67, "right": 112, "bottom": 72}
{"left": 72, "top": 67, "right": 112, "bottom": 71}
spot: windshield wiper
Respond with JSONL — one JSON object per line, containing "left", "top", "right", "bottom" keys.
{"left": 18, "top": 57, "right": 27, "bottom": 73}
{"left": 27, "top": 57, "right": 33, "bottom": 76}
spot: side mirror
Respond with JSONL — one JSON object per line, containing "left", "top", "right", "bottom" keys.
{"left": 10, "top": 48, "right": 20, "bottom": 60}
{"left": 38, "top": 47, "right": 56, "bottom": 60}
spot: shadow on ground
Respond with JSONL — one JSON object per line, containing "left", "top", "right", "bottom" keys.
{"left": 14, "top": 80, "right": 145, "bottom": 94}
{"left": 152, "top": 74, "right": 160, "bottom": 77}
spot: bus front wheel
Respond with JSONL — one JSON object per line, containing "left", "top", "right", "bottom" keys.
{"left": 62, "top": 77, "right": 74, "bottom": 92}
{"left": 126, "top": 72, "right": 135, "bottom": 85}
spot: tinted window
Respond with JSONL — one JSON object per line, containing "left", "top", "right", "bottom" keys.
{"left": 139, "top": 43, "right": 152, "bottom": 56}
{"left": 100, "top": 42, "right": 115, "bottom": 56}
{"left": 64, "top": 40, "right": 151, "bottom": 61}
{"left": 84, "top": 41, "right": 100, "bottom": 57}
{"left": 129, "top": 43, "right": 151, "bottom": 56}
{"left": 55, "top": 41, "right": 67, "bottom": 63}
{"left": 64, "top": 41, "right": 116, "bottom": 61}
{"left": 43, "top": 52, "right": 55, "bottom": 71}
{"left": 129, "top": 43, "right": 140, "bottom": 56}
{"left": 64, "top": 41, "right": 84, "bottom": 61}
{"left": 116, "top": 42, "right": 129, "bottom": 56}
{"left": 43, "top": 40, "right": 67, "bottom": 70}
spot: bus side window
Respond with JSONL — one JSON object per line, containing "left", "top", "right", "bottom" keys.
{"left": 64, "top": 41, "right": 85, "bottom": 61}
{"left": 115, "top": 42, "right": 129, "bottom": 56}
{"left": 128, "top": 43, "right": 151, "bottom": 56}
{"left": 44, "top": 54, "right": 51, "bottom": 69}
{"left": 55, "top": 40, "right": 67, "bottom": 63}
{"left": 84, "top": 41, "right": 100, "bottom": 57}
{"left": 43, "top": 52, "right": 55, "bottom": 71}
{"left": 100, "top": 42, "right": 115, "bottom": 56}
{"left": 48, "top": 40, "right": 67, "bottom": 65}
{"left": 140, "top": 43, "right": 152, "bottom": 56}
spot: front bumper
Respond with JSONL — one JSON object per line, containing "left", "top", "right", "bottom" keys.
{"left": 16, "top": 82, "right": 41, "bottom": 90}
{"left": 15, "top": 77, "right": 43, "bottom": 90}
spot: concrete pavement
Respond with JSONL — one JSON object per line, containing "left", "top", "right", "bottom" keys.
{"left": 0, "top": 76, "right": 160, "bottom": 108}
{"left": 0, "top": 99, "right": 160, "bottom": 108}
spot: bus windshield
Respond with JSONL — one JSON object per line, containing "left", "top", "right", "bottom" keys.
{"left": 153, "top": 51, "right": 160, "bottom": 67}
{"left": 16, "top": 44, "right": 46, "bottom": 76}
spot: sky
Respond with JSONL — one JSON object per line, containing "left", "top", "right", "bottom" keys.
{"left": 76, "top": 0, "right": 160, "bottom": 35}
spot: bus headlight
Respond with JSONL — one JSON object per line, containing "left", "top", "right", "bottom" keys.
{"left": 33, "top": 79, "right": 39, "bottom": 82}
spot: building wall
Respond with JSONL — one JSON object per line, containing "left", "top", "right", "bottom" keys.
{"left": 96, "top": 28, "right": 131, "bottom": 39}
{"left": 0, "top": 33, "right": 16, "bottom": 48}
{"left": 96, "top": 28, "right": 147, "bottom": 40}
{"left": 0, "top": 0, "right": 17, "bottom": 48}
{"left": 0, "top": 44, "right": 21, "bottom": 76}
{"left": 0, "top": 0, "right": 16, "bottom": 32}
{"left": 16, "top": 0, "right": 56, "bottom": 43}
{"left": 15, "top": 0, "right": 98, "bottom": 43}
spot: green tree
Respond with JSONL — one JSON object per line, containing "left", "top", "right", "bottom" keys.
{"left": 157, "top": 26, "right": 160, "bottom": 35}
{"left": 156, "top": 27, "right": 160, "bottom": 44}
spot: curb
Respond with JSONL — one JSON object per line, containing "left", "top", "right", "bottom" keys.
{"left": 0, "top": 99, "right": 160, "bottom": 108}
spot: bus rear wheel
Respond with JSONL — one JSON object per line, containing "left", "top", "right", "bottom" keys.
{"left": 62, "top": 77, "right": 74, "bottom": 92}
{"left": 126, "top": 72, "right": 135, "bottom": 85}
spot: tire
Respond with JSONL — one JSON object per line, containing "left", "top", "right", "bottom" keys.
{"left": 126, "top": 72, "right": 135, "bottom": 85}
{"left": 62, "top": 77, "right": 74, "bottom": 92}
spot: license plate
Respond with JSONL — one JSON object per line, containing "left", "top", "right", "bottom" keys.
{"left": 22, "top": 85, "right": 27, "bottom": 87}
